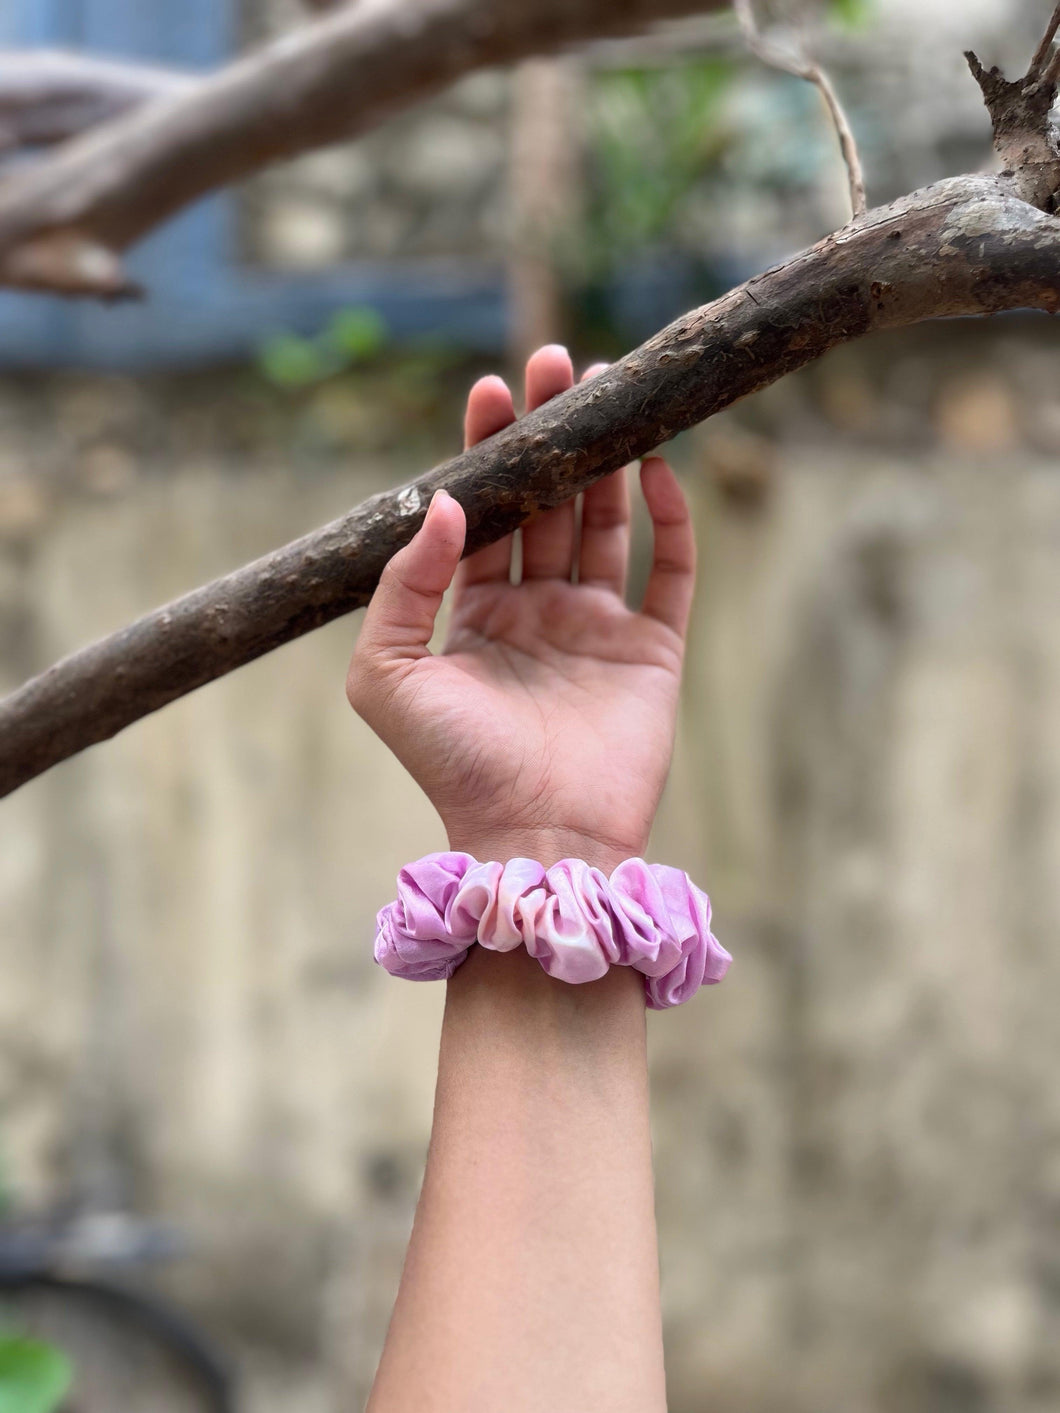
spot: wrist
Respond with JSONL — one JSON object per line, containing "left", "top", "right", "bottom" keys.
{"left": 445, "top": 826, "right": 637, "bottom": 875}
{"left": 444, "top": 942, "right": 648, "bottom": 1026}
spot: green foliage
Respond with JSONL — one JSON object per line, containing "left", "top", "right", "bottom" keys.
{"left": 579, "top": 57, "right": 735, "bottom": 276}
{"left": 0, "top": 1337, "right": 71, "bottom": 1413}
{"left": 326, "top": 308, "right": 388, "bottom": 362}
{"left": 258, "top": 306, "right": 388, "bottom": 388}
{"left": 828, "top": 0, "right": 872, "bottom": 27}
{"left": 257, "top": 333, "right": 325, "bottom": 388}
{"left": 257, "top": 4, "right": 872, "bottom": 362}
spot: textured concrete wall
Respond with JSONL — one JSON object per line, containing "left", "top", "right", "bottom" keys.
{"left": 2, "top": 321, "right": 1060, "bottom": 1410}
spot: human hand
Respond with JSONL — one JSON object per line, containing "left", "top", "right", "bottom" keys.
{"left": 347, "top": 345, "right": 697, "bottom": 873}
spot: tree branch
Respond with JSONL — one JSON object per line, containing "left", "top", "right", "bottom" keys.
{"left": 578, "top": 16, "right": 740, "bottom": 68}
{"left": 1029, "top": 2, "right": 1060, "bottom": 79}
{"left": 0, "top": 51, "right": 192, "bottom": 153}
{"left": 3, "top": 11, "right": 1060, "bottom": 796}
{"left": 3, "top": 170, "right": 1060, "bottom": 797}
{"left": 734, "top": 0, "right": 867, "bottom": 219}
{"left": 965, "top": 39, "right": 1060, "bottom": 210}
{"left": 0, "top": 18, "right": 740, "bottom": 154}
{"left": 961, "top": 0, "right": 1060, "bottom": 211}
{"left": 0, "top": 0, "right": 728, "bottom": 295}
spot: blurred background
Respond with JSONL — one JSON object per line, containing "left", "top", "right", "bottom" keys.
{"left": 2, "top": 0, "right": 1060, "bottom": 1409}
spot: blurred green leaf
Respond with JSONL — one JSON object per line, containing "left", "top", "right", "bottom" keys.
{"left": 829, "top": 0, "right": 871, "bottom": 27}
{"left": 257, "top": 333, "right": 333, "bottom": 388}
{"left": 325, "top": 307, "right": 387, "bottom": 361}
{"left": 0, "top": 1337, "right": 72, "bottom": 1413}
{"left": 258, "top": 306, "right": 388, "bottom": 388}
{"left": 582, "top": 56, "right": 735, "bottom": 274}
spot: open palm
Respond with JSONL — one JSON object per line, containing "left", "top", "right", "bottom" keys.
{"left": 348, "top": 346, "right": 697, "bottom": 871}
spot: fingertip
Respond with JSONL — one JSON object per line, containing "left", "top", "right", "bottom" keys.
{"left": 470, "top": 373, "right": 512, "bottom": 401}
{"left": 581, "top": 361, "right": 610, "bottom": 382}
{"left": 374, "top": 489, "right": 465, "bottom": 640}
{"left": 525, "top": 344, "right": 574, "bottom": 409}
{"left": 465, "top": 375, "right": 516, "bottom": 447}
{"left": 639, "top": 455, "right": 668, "bottom": 494}
{"left": 424, "top": 486, "right": 466, "bottom": 545}
{"left": 639, "top": 455, "right": 696, "bottom": 636}
{"left": 640, "top": 456, "right": 685, "bottom": 510}
{"left": 532, "top": 342, "right": 572, "bottom": 367}
{"left": 640, "top": 454, "right": 669, "bottom": 477}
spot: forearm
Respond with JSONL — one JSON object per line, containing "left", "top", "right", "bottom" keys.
{"left": 366, "top": 942, "right": 666, "bottom": 1413}
{"left": 354, "top": 349, "right": 697, "bottom": 1412}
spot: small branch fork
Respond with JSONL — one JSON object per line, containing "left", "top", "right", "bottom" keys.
{"left": 1029, "top": 1, "right": 1060, "bottom": 87}
{"left": 734, "top": 0, "right": 867, "bottom": 220}
{"left": 965, "top": 2, "right": 1060, "bottom": 212}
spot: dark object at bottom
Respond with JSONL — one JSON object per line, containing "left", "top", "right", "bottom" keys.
{"left": 0, "top": 1271, "right": 235, "bottom": 1413}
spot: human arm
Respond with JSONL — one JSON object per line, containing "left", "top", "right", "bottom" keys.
{"left": 347, "top": 346, "right": 697, "bottom": 1413}
{"left": 369, "top": 947, "right": 663, "bottom": 1413}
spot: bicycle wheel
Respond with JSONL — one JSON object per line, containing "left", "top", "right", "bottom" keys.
{"left": 0, "top": 1275, "right": 234, "bottom": 1413}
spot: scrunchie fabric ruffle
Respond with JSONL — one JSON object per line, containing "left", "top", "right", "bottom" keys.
{"left": 375, "top": 853, "right": 731, "bottom": 1009}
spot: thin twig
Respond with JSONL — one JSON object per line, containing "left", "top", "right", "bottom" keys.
{"left": 1029, "top": 2, "right": 1060, "bottom": 78}
{"left": 1043, "top": 46, "right": 1060, "bottom": 88}
{"left": 734, "top": 0, "right": 867, "bottom": 219}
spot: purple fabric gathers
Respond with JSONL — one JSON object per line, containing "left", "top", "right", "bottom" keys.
{"left": 375, "top": 853, "right": 732, "bottom": 1009}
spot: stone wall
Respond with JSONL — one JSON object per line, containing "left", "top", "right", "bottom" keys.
{"left": 2, "top": 318, "right": 1060, "bottom": 1410}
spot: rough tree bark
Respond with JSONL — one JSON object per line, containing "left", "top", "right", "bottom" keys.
{"left": 0, "top": 0, "right": 728, "bottom": 294}
{"left": 965, "top": 44, "right": 1060, "bottom": 210}
{"left": 0, "top": 13, "right": 1059, "bottom": 797}
{"left": 2, "top": 169, "right": 1059, "bottom": 797}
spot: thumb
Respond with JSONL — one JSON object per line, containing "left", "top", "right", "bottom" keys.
{"left": 352, "top": 490, "right": 466, "bottom": 676}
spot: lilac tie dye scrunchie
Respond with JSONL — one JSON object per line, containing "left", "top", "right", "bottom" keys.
{"left": 375, "top": 853, "right": 731, "bottom": 1009}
